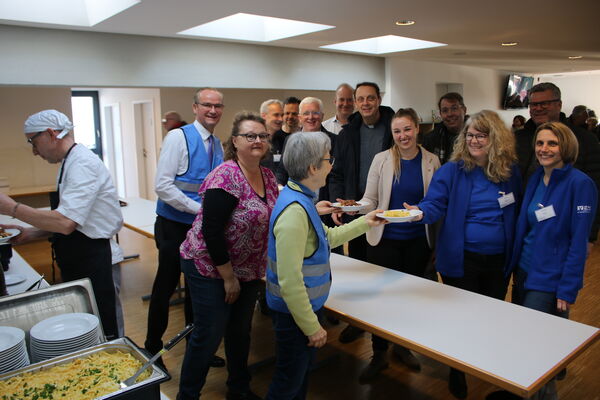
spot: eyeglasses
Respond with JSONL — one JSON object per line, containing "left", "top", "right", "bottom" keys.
{"left": 321, "top": 157, "right": 335, "bottom": 166}
{"left": 301, "top": 111, "right": 323, "bottom": 117}
{"left": 355, "top": 95, "right": 378, "bottom": 103}
{"left": 234, "top": 133, "right": 270, "bottom": 142}
{"left": 440, "top": 106, "right": 463, "bottom": 114}
{"left": 465, "top": 133, "right": 489, "bottom": 142}
{"left": 528, "top": 99, "right": 560, "bottom": 109}
{"left": 196, "top": 102, "right": 224, "bottom": 110}
{"left": 27, "top": 131, "right": 45, "bottom": 145}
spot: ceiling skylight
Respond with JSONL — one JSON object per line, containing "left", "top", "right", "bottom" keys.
{"left": 178, "top": 13, "right": 334, "bottom": 42}
{"left": 0, "top": 0, "right": 140, "bottom": 27}
{"left": 321, "top": 35, "right": 446, "bottom": 55}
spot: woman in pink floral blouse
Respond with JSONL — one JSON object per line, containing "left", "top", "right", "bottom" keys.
{"left": 178, "top": 112, "right": 279, "bottom": 400}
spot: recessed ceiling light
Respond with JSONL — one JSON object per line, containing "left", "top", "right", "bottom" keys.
{"left": 395, "top": 20, "right": 415, "bottom": 26}
{"left": 568, "top": 56, "right": 583, "bottom": 60}
{"left": 320, "top": 35, "right": 446, "bottom": 55}
{"left": 0, "top": 0, "right": 139, "bottom": 26}
{"left": 501, "top": 42, "right": 518, "bottom": 46}
{"left": 178, "top": 13, "right": 334, "bottom": 42}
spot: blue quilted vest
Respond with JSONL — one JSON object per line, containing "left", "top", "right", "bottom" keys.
{"left": 266, "top": 181, "right": 331, "bottom": 313}
{"left": 156, "top": 124, "right": 223, "bottom": 224}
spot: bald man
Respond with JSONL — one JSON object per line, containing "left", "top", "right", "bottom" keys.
{"left": 162, "top": 111, "right": 187, "bottom": 132}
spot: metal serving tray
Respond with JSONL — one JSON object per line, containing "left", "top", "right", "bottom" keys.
{"left": 0, "top": 337, "right": 170, "bottom": 400}
{"left": 0, "top": 278, "right": 106, "bottom": 341}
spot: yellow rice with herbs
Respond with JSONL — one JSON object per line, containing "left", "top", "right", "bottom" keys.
{"left": 0, "top": 350, "right": 151, "bottom": 400}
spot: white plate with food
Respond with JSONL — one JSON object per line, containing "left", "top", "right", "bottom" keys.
{"left": 376, "top": 209, "right": 422, "bottom": 223}
{"left": 4, "top": 274, "right": 27, "bottom": 286}
{"left": 332, "top": 200, "right": 369, "bottom": 212}
{"left": 0, "top": 228, "right": 19, "bottom": 243}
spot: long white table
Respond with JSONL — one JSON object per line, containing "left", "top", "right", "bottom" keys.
{"left": 120, "top": 197, "right": 156, "bottom": 238}
{"left": 326, "top": 253, "right": 599, "bottom": 397}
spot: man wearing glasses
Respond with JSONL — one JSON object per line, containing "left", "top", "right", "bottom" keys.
{"left": 147, "top": 87, "right": 226, "bottom": 370}
{"left": 422, "top": 92, "right": 468, "bottom": 165}
{"left": 515, "top": 82, "right": 600, "bottom": 264}
{"left": 0, "top": 110, "right": 120, "bottom": 340}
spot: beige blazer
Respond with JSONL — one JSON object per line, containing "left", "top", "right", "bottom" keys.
{"left": 360, "top": 145, "right": 441, "bottom": 247}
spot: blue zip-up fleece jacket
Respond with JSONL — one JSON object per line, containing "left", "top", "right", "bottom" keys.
{"left": 510, "top": 164, "right": 598, "bottom": 304}
{"left": 418, "top": 161, "right": 522, "bottom": 277}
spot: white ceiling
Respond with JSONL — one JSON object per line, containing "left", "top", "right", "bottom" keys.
{"left": 2, "top": 0, "right": 599, "bottom": 74}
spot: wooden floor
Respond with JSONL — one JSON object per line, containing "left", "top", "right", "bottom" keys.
{"left": 11, "top": 228, "right": 600, "bottom": 400}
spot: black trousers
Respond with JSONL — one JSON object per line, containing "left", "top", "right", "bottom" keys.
{"left": 53, "top": 233, "right": 118, "bottom": 340}
{"left": 367, "top": 236, "right": 431, "bottom": 352}
{"left": 440, "top": 251, "right": 508, "bottom": 301}
{"left": 145, "top": 215, "right": 193, "bottom": 353}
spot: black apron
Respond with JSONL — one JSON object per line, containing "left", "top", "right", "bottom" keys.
{"left": 49, "top": 144, "right": 118, "bottom": 339}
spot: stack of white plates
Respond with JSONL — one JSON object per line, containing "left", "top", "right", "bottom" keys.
{"left": 29, "top": 313, "right": 101, "bottom": 363}
{"left": 0, "top": 326, "right": 29, "bottom": 373}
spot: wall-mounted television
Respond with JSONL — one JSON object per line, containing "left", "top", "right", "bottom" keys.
{"left": 502, "top": 74, "right": 534, "bottom": 109}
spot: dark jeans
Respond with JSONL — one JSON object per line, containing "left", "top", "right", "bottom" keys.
{"left": 512, "top": 268, "right": 569, "bottom": 319}
{"left": 367, "top": 237, "right": 431, "bottom": 352}
{"left": 441, "top": 251, "right": 508, "bottom": 301}
{"left": 178, "top": 259, "right": 261, "bottom": 399}
{"left": 145, "top": 215, "right": 193, "bottom": 354}
{"left": 266, "top": 309, "right": 323, "bottom": 400}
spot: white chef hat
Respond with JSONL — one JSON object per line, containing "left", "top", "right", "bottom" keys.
{"left": 23, "top": 110, "right": 74, "bottom": 139}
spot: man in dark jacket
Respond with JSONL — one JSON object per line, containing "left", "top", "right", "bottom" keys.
{"left": 515, "top": 82, "right": 600, "bottom": 247}
{"left": 330, "top": 82, "right": 395, "bottom": 255}
{"left": 421, "top": 92, "right": 468, "bottom": 165}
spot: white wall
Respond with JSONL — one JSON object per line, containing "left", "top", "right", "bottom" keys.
{"left": 537, "top": 71, "right": 600, "bottom": 118}
{"left": 0, "top": 25, "right": 385, "bottom": 90}
{"left": 384, "top": 58, "right": 526, "bottom": 126}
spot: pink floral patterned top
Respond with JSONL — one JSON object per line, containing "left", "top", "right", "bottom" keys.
{"left": 180, "top": 160, "right": 279, "bottom": 281}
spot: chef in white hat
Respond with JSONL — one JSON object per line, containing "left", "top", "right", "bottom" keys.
{"left": 0, "top": 109, "right": 121, "bottom": 339}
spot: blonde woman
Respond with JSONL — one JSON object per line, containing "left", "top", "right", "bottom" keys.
{"left": 406, "top": 110, "right": 521, "bottom": 399}
{"left": 357, "top": 108, "right": 440, "bottom": 381}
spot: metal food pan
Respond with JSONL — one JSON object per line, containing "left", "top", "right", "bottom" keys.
{"left": 0, "top": 278, "right": 106, "bottom": 342}
{"left": 0, "top": 337, "right": 170, "bottom": 400}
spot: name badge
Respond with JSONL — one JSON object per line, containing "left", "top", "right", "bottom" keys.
{"left": 497, "top": 192, "right": 515, "bottom": 208}
{"left": 273, "top": 154, "right": 281, "bottom": 162}
{"left": 535, "top": 205, "right": 556, "bottom": 222}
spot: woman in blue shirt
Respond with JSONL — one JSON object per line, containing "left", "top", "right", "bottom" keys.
{"left": 406, "top": 110, "right": 521, "bottom": 399}
{"left": 357, "top": 108, "right": 441, "bottom": 381}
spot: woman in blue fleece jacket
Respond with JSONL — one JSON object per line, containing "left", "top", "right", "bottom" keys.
{"left": 511, "top": 122, "right": 597, "bottom": 313}
{"left": 506, "top": 122, "right": 598, "bottom": 400}
{"left": 406, "top": 110, "right": 521, "bottom": 399}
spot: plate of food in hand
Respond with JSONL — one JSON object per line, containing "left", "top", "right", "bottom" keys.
{"left": 376, "top": 209, "right": 422, "bottom": 223}
{"left": 0, "top": 228, "right": 19, "bottom": 243}
{"left": 332, "top": 199, "right": 369, "bottom": 212}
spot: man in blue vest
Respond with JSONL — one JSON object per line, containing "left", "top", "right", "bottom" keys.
{"left": 145, "top": 87, "right": 225, "bottom": 369}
